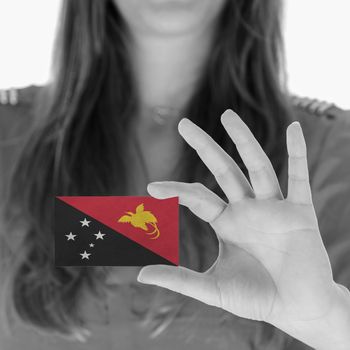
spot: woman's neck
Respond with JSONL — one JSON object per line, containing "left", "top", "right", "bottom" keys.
{"left": 127, "top": 26, "right": 217, "bottom": 124}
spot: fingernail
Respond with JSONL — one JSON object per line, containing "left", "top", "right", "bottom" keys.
{"left": 224, "top": 109, "right": 235, "bottom": 115}
{"left": 148, "top": 182, "right": 163, "bottom": 186}
{"left": 178, "top": 117, "right": 190, "bottom": 126}
{"left": 137, "top": 273, "right": 144, "bottom": 283}
{"left": 147, "top": 183, "right": 162, "bottom": 193}
{"left": 178, "top": 118, "right": 193, "bottom": 134}
{"left": 137, "top": 272, "right": 151, "bottom": 284}
{"left": 221, "top": 109, "right": 237, "bottom": 122}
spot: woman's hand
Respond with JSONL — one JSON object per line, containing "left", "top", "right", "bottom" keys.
{"left": 137, "top": 109, "right": 350, "bottom": 350}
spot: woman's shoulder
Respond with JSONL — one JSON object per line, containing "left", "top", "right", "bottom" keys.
{"left": 0, "top": 85, "right": 44, "bottom": 140}
{"left": 291, "top": 95, "right": 350, "bottom": 122}
{"left": 291, "top": 95, "right": 350, "bottom": 166}
{"left": 292, "top": 95, "right": 350, "bottom": 132}
{"left": 292, "top": 95, "right": 350, "bottom": 135}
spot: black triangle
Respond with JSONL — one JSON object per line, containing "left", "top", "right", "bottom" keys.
{"left": 54, "top": 198, "right": 176, "bottom": 266}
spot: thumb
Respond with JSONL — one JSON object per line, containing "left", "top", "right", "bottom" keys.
{"left": 137, "top": 265, "right": 220, "bottom": 308}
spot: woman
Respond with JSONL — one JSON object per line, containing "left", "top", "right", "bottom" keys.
{"left": 0, "top": 0, "right": 350, "bottom": 349}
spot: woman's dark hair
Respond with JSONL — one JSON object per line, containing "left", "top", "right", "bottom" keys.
{"left": 1, "top": 0, "right": 294, "bottom": 347}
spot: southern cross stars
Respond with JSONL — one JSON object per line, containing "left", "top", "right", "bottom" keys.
{"left": 80, "top": 218, "right": 91, "bottom": 227}
{"left": 94, "top": 231, "right": 105, "bottom": 240}
{"left": 65, "top": 232, "right": 76, "bottom": 241}
{"left": 65, "top": 219, "right": 106, "bottom": 261}
{"left": 80, "top": 251, "right": 91, "bottom": 260}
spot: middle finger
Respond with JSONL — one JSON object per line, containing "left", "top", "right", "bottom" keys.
{"left": 220, "top": 110, "right": 283, "bottom": 200}
{"left": 178, "top": 118, "right": 253, "bottom": 202}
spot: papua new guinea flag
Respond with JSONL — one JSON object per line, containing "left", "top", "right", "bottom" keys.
{"left": 54, "top": 196, "right": 179, "bottom": 266}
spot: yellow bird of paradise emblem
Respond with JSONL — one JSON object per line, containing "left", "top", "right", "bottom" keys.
{"left": 117, "top": 203, "right": 160, "bottom": 239}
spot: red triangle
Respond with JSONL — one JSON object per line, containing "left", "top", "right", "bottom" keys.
{"left": 56, "top": 196, "right": 179, "bottom": 265}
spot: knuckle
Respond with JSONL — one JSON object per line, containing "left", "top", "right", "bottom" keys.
{"left": 190, "top": 182, "right": 208, "bottom": 204}
{"left": 191, "top": 181, "right": 206, "bottom": 195}
{"left": 288, "top": 173, "right": 309, "bottom": 182}
{"left": 248, "top": 162, "right": 269, "bottom": 175}
{"left": 179, "top": 267, "right": 190, "bottom": 285}
{"left": 192, "top": 181, "right": 204, "bottom": 189}
{"left": 214, "top": 163, "right": 234, "bottom": 180}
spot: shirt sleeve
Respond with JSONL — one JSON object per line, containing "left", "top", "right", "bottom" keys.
{"left": 310, "top": 117, "right": 350, "bottom": 289}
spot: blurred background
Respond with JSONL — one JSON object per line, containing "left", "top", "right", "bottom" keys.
{"left": 0, "top": 0, "right": 349, "bottom": 108}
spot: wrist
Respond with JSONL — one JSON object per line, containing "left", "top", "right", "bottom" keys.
{"left": 305, "top": 282, "right": 350, "bottom": 350}
{"left": 317, "top": 282, "right": 350, "bottom": 350}
{"left": 276, "top": 282, "right": 350, "bottom": 350}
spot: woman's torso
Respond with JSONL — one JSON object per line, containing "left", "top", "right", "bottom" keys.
{"left": 1, "top": 86, "right": 350, "bottom": 350}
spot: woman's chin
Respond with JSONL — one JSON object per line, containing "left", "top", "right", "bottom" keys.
{"left": 114, "top": 0, "right": 225, "bottom": 38}
{"left": 140, "top": 12, "right": 205, "bottom": 37}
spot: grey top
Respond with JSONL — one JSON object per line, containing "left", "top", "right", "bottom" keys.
{"left": 0, "top": 86, "right": 350, "bottom": 350}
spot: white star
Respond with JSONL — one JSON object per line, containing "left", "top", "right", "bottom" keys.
{"left": 94, "top": 231, "right": 105, "bottom": 240}
{"left": 89, "top": 243, "right": 95, "bottom": 248}
{"left": 80, "top": 251, "right": 91, "bottom": 260}
{"left": 80, "top": 218, "right": 91, "bottom": 227}
{"left": 65, "top": 232, "right": 76, "bottom": 241}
